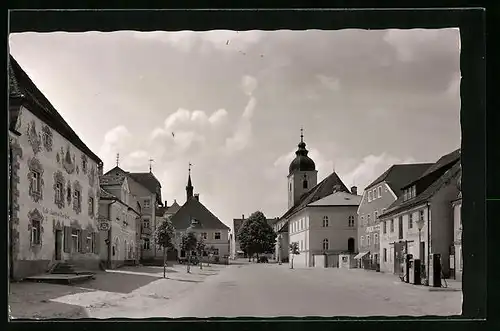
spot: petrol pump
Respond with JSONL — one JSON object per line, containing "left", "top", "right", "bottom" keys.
{"left": 409, "top": 257, "right": 422, "bottom": 285}
{"left": 428, "top": 253, "right": 442, "bottom": 287}
{"left": 404, "top": 254, "right": 412, "bottom": 283}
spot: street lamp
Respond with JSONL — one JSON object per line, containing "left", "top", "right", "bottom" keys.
{"left": 416, "top": 217, "right": 425, "bottom": 264}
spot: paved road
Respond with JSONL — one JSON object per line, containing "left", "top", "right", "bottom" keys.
{"left": 161, "top": 263, "right": 462, "bottom": 318}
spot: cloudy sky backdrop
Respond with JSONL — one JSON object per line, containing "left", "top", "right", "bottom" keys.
{"left": 9, "top": 28, "right": 461, "bottom": 227}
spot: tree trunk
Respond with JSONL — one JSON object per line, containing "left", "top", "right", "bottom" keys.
{"left": 163, "top": 247, "right": 167, "bottom": 278}
{"left": 199, "top": 253, "right": 203, "bottom": 270}
{"left": 291, "top": 256, "right": 294, "bottom": 269}
{"left": 187, "top": 252, "right": 191, "bottom": 273}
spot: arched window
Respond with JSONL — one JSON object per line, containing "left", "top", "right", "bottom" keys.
{"left": 322, "top": 238, "right": 329, "bottom": 251}
{"left": 322, "top": 216, "right": 329, "bottom": 227}
{"left": 289, "top": 183, "right": 292, "bottom": 191}
{"left": 361, "top": 236, "right": 364, "bottom": 247}
{"left": 348, "top": 215, "right": 355, "bottom": 227}
{"left": 367, "top": 235, "right": 371, "bottom": 246}
{"left": 303, "top": 179, "right": 308, "bottom": 189}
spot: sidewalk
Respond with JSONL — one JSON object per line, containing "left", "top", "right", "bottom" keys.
{"left": 9, "top": 263, "right": 226, "bottom": 319}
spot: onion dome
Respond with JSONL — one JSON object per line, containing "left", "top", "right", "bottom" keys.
{"left": 289, "top": 128, "right": 316, "bottom": 175}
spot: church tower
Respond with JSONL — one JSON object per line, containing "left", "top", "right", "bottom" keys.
{"left": 287, "top": 128, "right": 317, "bottom": 208}
{"left": 186, "top": 164, "right": 194, "bottom": 201}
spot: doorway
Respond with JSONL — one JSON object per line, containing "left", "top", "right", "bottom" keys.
{"left": 55, "top": 230, "right": 63, "bottom": 260}
{"left": 348, "top": 238, "right": 355, "bottom": 253}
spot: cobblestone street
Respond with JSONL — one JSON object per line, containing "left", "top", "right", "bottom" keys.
{"left": 9, "top": 262, "right": 462, "bottom": 319}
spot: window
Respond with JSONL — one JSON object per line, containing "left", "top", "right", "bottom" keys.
{"left": 368, "top": 191, "right": 372, "bottom": 202}
{"left": 300, "top": 219, "right": 304, "bottom": 230}
{"left": 374, "top": 211, "right": 378, "bottom": 220}
{"left": 348, "top": 215, "right": 355, "bottom": 227}
{"left": 383, "top": 248, "right": 387, "bottom": 262}
{"left": 214, "top": 232, "right": 221, "bottom": 240}
{"left": 31, "top": 170, "right": 41, "bottom": 193}
{"left": 367, "top": 235, "right": 371, "bottom": 246}
{"left": 88, "top": 197, "right": 94, "bottom": 215}
{"left": 419, "top": 209, "right": 424, "bottom": 222}
{"left": 73, "top": 190, "right": 81, "bottom": 209}
{"left": 55, "top": 182, "right": 63, "bottom": 202}
{"left": 322, "top": 216, "right": 329, "bottom": 227}
{"left": 403, "top": 190, "right": 408, "bottom": 201}
{"left": 383, "top": 221, "right": 387, "bottom": 234}
{"left": 71, "top": 228, "right": 80, "bottom": 252}
{"left": 143, "top": 238, "right": 150, "bottom": 250}
{"left": 86, "top": 233, "right": 92, "bottom": 252}
{"left": 360, "top": 216, "right": 364, "bottom": 225}
{"left": 374, "top": 233, "right": 379, "bottom": 245}
{"left": 322, "top": 239, "right": 329, "bottom": 251}
{"left": 289, "top": 183, "right": 292, "bottom": 191}
{"left": 303, "top": 179, "right": 308, "bottom": 189}
{"left": 201, "top": 232, "right": 207, "bottom": 239}
{"left": 82, "top": 158, "right": 87, "bottom": 172}
{"left": 390, "top": 219, "right": 395, "bottom": 232}
{"left": 300, "top": 240, "right": 303, "bottom": 251}
{"left": 144, "top": 199, "right": 150, "bottom": 208}
{"left": 378, "top": 186, "right": 382, "bottom": 198}
{"left": 367, "top": 214, "right": 371, "bottom": 225}
{"left": 213, "top": 248, "right": 220, "bottom": 256}
{"left": 31, "top": 219, "right": 41, "bottom": 245}
{"left": 409, "top": 213, "right": 413, "bottom": 229}
{"left": 143, "top": 220, "right": 150, "bottom": 229}
{"left": 360, "top": 236, "right": 364, "bottom": 247}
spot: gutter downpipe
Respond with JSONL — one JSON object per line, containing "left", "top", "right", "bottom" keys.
{"left": 426, "top": 202, "right": 431, "bottom": 284}
{"left": 108, "top": 200, "right": 117, "bottom": 269}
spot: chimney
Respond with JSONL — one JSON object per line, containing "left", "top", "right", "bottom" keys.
{"left": 194, "top": 193, "right": 199, "bottom": 201}
{"left": 351, "top": 186, "right": 358, "bottom": 195}
{"left": 164, "top": 200, "right": 168, "bottom": 208}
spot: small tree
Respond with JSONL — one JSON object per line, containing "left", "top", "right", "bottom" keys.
{"left": 237, "top": 211, "right": 277, "bottom": 262}
{"left": 154, "top": 217, "right": 175, "bottom": 278}
{"left": 180, "top": 231, "right": 198, "bottom": 273}
{"left": 289, "top": 242, "right": 300, "bottom": 269}
{"left": 196, "top": 237, "right": 206, "bottom": 270}
{"left": 206, "top": 245, "right": 216, "bottom": 266}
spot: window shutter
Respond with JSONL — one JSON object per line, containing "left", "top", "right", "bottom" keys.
{"left": 79, "top": 229, "right": 86, "bottom": 253}
{"left": 64, "top": 226, "right": 71, "bottom": 253}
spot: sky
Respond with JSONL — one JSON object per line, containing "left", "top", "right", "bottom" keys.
{"left": 9, "top": 28, "right": 461, "bottom": 229}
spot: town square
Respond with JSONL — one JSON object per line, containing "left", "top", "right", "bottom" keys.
{"left": 8, "top": 26, "right": 462, "bottom": 319}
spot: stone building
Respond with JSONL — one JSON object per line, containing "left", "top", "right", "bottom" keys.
{"left": 170, "top": 170, "right": 230, "bottom": 259}
{"left": 98, "top": 173, "right": 142, "bottom": 268}
{"left": 8, "top": 55, "right": 103, "bottom": 280}
{"left": 355, "top": 163, "right": 432, "bottom": 269}
{"left": 273, "top": 130, "right": 359, "bottom": 268}
{"left": 379, "top": 149, "right": 461, "bottom": 279}
{"left": 101, "top": 166, "right": 162, "bottom": 261}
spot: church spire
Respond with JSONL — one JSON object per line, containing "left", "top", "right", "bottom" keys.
{"left": 296, "top": 127, "right": 308, "bottom": 156}
{"left": 186, "top": 162, "right": 193, "bottom": 200}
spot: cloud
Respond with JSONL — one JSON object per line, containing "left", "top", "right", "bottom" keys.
{"left": 242, "top": 75, "right": 258, "bottom": 96}
{"left": 340, "top": 153, "right": 416, "bottom": 192}
{"left": 98, "top": 125, "right": 134, "bottom": 171}
{"left": 316, "top": 74, "right": 341, "bottom": 92}
{"left": 208, "top": 108, "right": 228, "bottom": 125}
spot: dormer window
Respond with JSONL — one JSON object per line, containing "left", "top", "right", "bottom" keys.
{"left": 144, "top": 199, "right": 150, "bottom": 208}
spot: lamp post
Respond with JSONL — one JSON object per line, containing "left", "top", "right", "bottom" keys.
{"left": 416, "top": 216, "right": 425, "bottom": 272}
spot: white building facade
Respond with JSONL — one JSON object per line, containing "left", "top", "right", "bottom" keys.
{"left": 9, "top": 56, "right": 103, "bottom": 279}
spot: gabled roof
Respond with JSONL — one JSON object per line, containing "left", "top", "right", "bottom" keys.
{"left": 99, "top": 187, "right": 115, "bottom": 199}
{"left": 100, "top": 173, "right": 127, "bottom": 186}
{"left": 309, "top": 191, "right": 361, "bottom": 207}
{"left": 365, "top": 163, "right": 434, "bottom": 196}
{"left": 404, "top": 149, "right": 461, "bottom": 189}
{"left": 165, "top": 200, "right": 181, "bottom": 215}
{"left": 170, "top": 197, "right": 230, "bottom": 230}
{"left": 8, "top": 55, "right": 102, "bottom": 165}
{"left": 381, "top": 161, "right": 461, "bottom": 218}
{"left": 128, "top": 172, "right": 162, "bottom": 193}
{"left": 279, "top": 171, "right": 350, "bottom": 221}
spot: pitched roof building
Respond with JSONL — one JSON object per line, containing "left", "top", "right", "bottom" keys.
{"left": 378, "top": 149, "right": 461, "bottom": 278}
{"left": 169, "top": 169, "right": 230, "bottom": 258}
